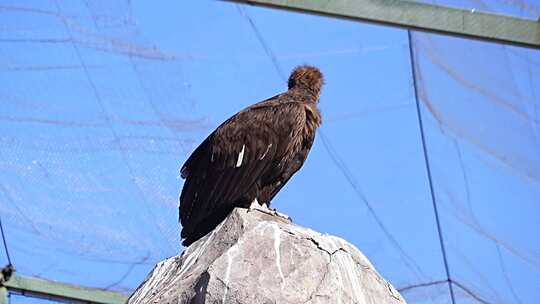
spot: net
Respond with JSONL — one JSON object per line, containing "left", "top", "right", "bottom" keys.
{"left": 0, "top": 0, "right": 538, "bottom": 303}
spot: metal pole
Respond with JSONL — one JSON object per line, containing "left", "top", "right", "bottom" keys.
{"left": 223, "top": 0, "right": 540, "bottom": 49}
{"left": 0, "top": 287, "right": 7, "bottom": 304}
{"left": 2, "top": 272, "right": 127, "bottom": 304}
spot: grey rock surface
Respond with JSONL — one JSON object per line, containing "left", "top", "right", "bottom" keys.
{"left": 128, "top": 208, "right": 406, "bottom": 304}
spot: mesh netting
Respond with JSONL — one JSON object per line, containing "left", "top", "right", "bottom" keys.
{"left": 0, "top": 0, "right": 538, "bottom": 303}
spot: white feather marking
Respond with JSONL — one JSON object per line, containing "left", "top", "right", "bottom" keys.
{"left": 260, "top": 143, "right": 272, "bottom": 160}
{"left": 236, "top": 144, "right": 245, "bottom": 167}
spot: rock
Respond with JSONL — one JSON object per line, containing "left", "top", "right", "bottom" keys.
{"left": 128, "top": 208, "right": 406, "bottom": 304}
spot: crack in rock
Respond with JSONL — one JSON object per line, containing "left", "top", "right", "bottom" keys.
{"left": 128, "top": 208, "right": 406, "bottom": 304}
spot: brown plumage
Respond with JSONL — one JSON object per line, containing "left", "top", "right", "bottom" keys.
{"left": 179, "top": 65, "right": 323, "bottom": 246}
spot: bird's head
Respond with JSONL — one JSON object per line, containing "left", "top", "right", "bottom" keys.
{"left": 288, "top": 65, "right": 324, "bottom": 99}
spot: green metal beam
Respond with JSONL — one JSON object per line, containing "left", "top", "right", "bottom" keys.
{"left": 0, "top": 287, "right": 7, "bottom": 304}
{"left": 3, "top": 274, "right": 128, "bottom": 304}
{"left": 223, "top": 0, "right": 540, "bottom": 49}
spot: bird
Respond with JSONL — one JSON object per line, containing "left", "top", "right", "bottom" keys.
{"left": 179, "top": 65, "right": 323, "bottom": 246}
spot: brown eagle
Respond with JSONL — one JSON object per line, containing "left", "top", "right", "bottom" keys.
{"left": 179, "top": 65, "right": 323, "bottom": 246}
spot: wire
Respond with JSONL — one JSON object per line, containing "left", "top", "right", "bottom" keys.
{"left": 398, "top": 279, "right": 448, "bottom": 293}
{"left": 53, "top": 0, "right": 174, "bottom": 254}
{"left": 399, "top": 278, "right": 492, "bottom": 304}
{"left": 452, "top": 280, "right": 491, "bottom": 304}
{"left": 496, "top": 244, "right": 522, "bottom": 304}
{"left": 236, "top": 5, "right": 287, "bottom": 83}
{"left": 407, "top": 30, "right": 456, "bottom": 304}
{"left": 0, "top": 214, "right": 12, "bottom": 266}
{"left": 237, "top": 2, "right": 428, "bottom": 282}
{"left": 317, "top": 130, "right": 427, "bottom": 279}
{"left": 82, "top": 1, "right": 191, "bottom": 157}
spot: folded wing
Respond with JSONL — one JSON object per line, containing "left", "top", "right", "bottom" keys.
{"left": 179, "top": 100, "right": 306, "bottom": 244}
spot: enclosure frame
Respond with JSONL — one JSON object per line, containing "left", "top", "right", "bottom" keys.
{"left": 225, "top": 0, "right": 540, "bottom": 49}
{"left": 4, "top": 0, "right": 540, "bottom": 303}
{"left": 1, "top": 273, "right": 127, "bottom": 304}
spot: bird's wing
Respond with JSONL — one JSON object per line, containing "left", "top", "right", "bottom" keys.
{"left": 179, "top": 100, "right": 306, "bottom": 238}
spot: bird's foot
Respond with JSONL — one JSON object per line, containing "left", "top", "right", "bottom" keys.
{"left": 247, "top": 199, "right": 265, "bottom": 213}
{"left": 270, "top": 208, "right": 292, "bottom": 222}
{"left": 248, "top": 199, "right": 291, "bottom": 221}
{"left": 248, "top": 199, "right": 271, "bottom": 214}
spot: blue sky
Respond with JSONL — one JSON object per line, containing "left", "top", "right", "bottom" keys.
{"left": 1, "top": 1, "right": 539, "bottom": 303}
